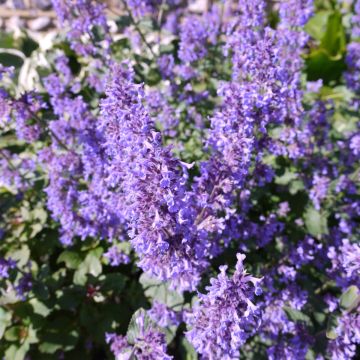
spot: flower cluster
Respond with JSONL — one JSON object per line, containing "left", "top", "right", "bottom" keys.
{"left": 186, "top": 254, "right": 262, "bottom": 359}
{"left": 106, "top": 311, "right": 172, "bottom": 360}
{"left": 0, "top": 0, "right": 359, "bottom": 359}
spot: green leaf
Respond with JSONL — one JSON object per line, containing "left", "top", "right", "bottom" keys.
{"left": 38, "top": 316, "right": 79, "bottom": 354}
{"left": 10, "top": 246, "right": 30, "bottom": 267}
{"left": 179, "top": 337, "right": 198, "bottom": 360}
{"left": 340, "top": 285, "right": 360, "bottom": 310}
{"left": 0, "top": 52, "right": 24, "bottom": 68}
{"left": 32, "top": 282, "right": 50, "bottom": 300}
{"left": 4, "top": 326, "right": 22, "bottom": 341}
{"left": 29, "top": 299, "right": 51, "bottom": 318}
{"left": 57, "top": 251, "right": 82, "bottom": 270}
{"left": 164, "top": 325, "right": 178, "bottom": 345}
{"left": 304, "top": 207, "right": 328, "bottom": 237}
{"left": 305, "top": 11, "right": 331, "bottom": 40}
{"left": 100, "top": 273, "right": 127, "bottom": 293}
{"left": 0, "top": 33, "right": 15, "bottom": 48}
{"left": 21, "top": 36, "right": 39, "bottom": 57}
{"left": 326, "top": 314, "right": 338, "bottom": 340}
{"left": 4, "top": 342, "right": 30, "bottom": 360}
{"left": 38, "top": 330, "right": 79, "bottom": 354}
{"left": 127, "top": 308, "right": 156, "bottom": 345}
{"left": 139, "top": 273, "right": 184, "bottom": 310}
{"left": 320, "top": 11, "right": 346, "bottom": 57}
{"left": 283, "top": 306, "right": 312, "bottom": 326}
{"left": 0, "top": 307, "right": 12, "bottom": 339}
{"left": 289, "top": 180, "right": 305, "bottom": 195}
{"left": 306, "top": 348, "right": 316, "bottom": 360}
{"left": 56, "top": 287, "right": 86, "bottom": 310}
{"left": 73, "top": 248, "right": 103, "bottom": 285}
{"left": 305, "top": 49, "right": 345, "bottom": 83}
{"left": 275, "top": 170, "right": 298, "bottom": 186}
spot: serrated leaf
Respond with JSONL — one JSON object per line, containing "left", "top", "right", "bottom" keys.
{"left": 326, "top": 314, "right": 338, "bottom": 340}
{"left": 283, "top": 306, "right": 312, "bottom": 326}
{"left": 340, "top": 285, "right": 360, "bottom": 310}
{"left": 139, "top": 273, "right": 184, "bottom": 310}
{"left": 304, "top": 207, "right": 328, "bottom": 236}
{"left": 305, "top": 49, "right": 345, "bottom": 83}
{"left": 57, "top": 251, "right": 82, "bottom": 269}
{"left": 10, "top": 246, "right": 30, "bottom": 267}
{"left": 38, "top": 329, "right": 79, "bottom": 354}
{"left": 4, "top": 326, "right": 22, "bottom": 341}
{"left": 0, "top": 52, "right": 24, "bottom": 68}
{"left": 73, "top": 248, "right": 102, "bottom": 285}
{"left": 0, "top": 307, "right": 11, "bottom": 339}
{"left": 275, "top": 170, "right": 298, "bottom": 186}
{"left": 320, "top": 11, "right": 346, "bottom": 57}
{"left": 305, "top": 11, "right": 331, "bottom": 40}
{"left": 127, "top": 308, "right": 156, "bottom": 345}
{"left": 179, "top": 337, "right": 198, "bottom": 360}
{"left": 32, "top": 282, "right": 49, "bottom": 300}
{"left": 100, "top": 273, "right": 126, "bottom": 293}
{"left": 4, "top": 342, "right": 30, "bottom": 360}
{"left": 29, "top": 299, "right": 51, "bottom": 317}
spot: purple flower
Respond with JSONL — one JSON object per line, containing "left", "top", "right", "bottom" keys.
{"left": 15, "top": 272, "right": 33, "bottom": 300}
{"left": 186, "top": 254, "right": 262, "bottom": 359}
{"left": 327, "top": 312, "right": 360, "bottom": 360}
{"left": 178, "top": 6, "right": 221, "bottom": 63}
{"left": 0, "top": 258, "right": 16, "bottom": 279}
{"left": 104, "top": 246, "right": 130, "bottom": 266}
{"left": 278, "top": 202, "right": 290, "bottom": 217}
{"left": 106, "top": 311, "right": 172, "bottom": 360}
{"left": 339, "top": 239, "right": 360, "bottom": 279}
{"left": 350, "top": 134, "right": 360, "bottom": 156}
{"left": 157, "top": 54, "right": 174, "bottom": 78}
{"left": 51, "top": 0, "right": 109, "bottom": 56}
{"left": 100, "top": 62, "right": 211, "bottom": 290}
{"left": 149, "top": 301, "right": 182, "bottom": 327}
{"left": 309, "top": 174, "right": 330, "bottom": 210}
{"left": 105, "top": 333, "right": 129, "bottom": 358}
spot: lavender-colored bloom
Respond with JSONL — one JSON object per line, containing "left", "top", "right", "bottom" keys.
{"left": 15, "top": 272, "right": 33, "bottom": 300}
{"left": 1, "top": 87, "right": 45, "bottom": 142}
{"left": 104, "top": 245, "right": 130, "bottom": 266}
{"left": 309, "top": 174, "right": 330, "bottom": 210}
{"left": 307, "top": 79, "right": 323, "bottom": 93}
{"left": 278, "top": 202, "right": 290, "bottom": 217}
{"left": 178, "top": 5, "right": 221, "bottom": 63}
{"left": 327, "top": 311, "right": 360, "bottom": 360}
{"left": 51, "top": 0, "right": 109, "bottom": 56}
{"left": 106, "top": 311, "right": 172, "bottom": 360}
{"left": 41, "top": 59, "right": 124, "bottom": 245}
{"left": 100, "top": 62, "right": 213, "bottom": 290}
{"left": 186, "top": 254, "right": 262, "bottom": 359}
{"left": 157, "top": 54, "right": 174, "bottom": 78}
{"left": 105, "top": 333, "right": 129, "bottom": 358}
{"left": 350, "top": 133, "right": 360, "bottom": 156}
{"left": 0, "top": 258, "right": 16, "bottom": 279}
{"left": 345, "top": 42, "right": 360, "bottom": 94}
{"left": 12, "top": 92, "right": 44, "bottom": 142}
{"left": 0, "top": 64, "right": 14, "bottom": 81}
{"left": 345, "top": 1, "right": 360, "bottom": 95}
{"left": 289, "top": 236, "right": 323, "bottom": 268}
{"left": 339, "top": 239, "right": 360, "bottom": 278}
{"left": 267, "top": 333, "right": 312, "bottom": 360}
{"left": 148, "top": 301, "right": 181, "bottom": 327}
{"left": 0, "top": 89, "right": 11, "bottom": 126}
{"left": 0, "top": 151, "right": 35, "bottom": 191}
{"left": 353, "top": 0, "right": 360, "bottom": 37}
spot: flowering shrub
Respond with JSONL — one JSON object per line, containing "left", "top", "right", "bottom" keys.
{"left": 0, "top": 0, "right": 359, "bottom": 359}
